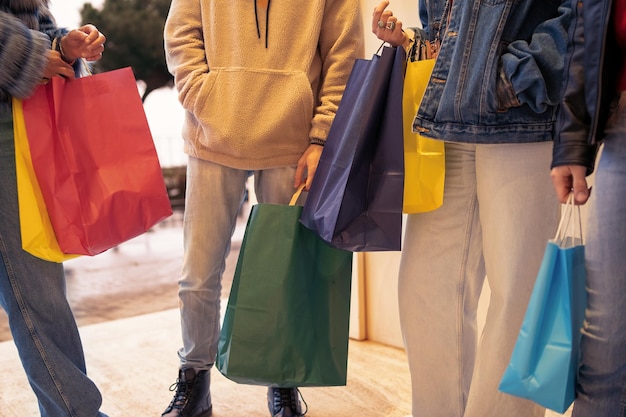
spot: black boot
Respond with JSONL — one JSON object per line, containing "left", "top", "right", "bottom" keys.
{"left": 267, "top": 387, "right": 305, "bottom": 417}
{"left": 161, "top": 368, "right": 212, "bottom": 417}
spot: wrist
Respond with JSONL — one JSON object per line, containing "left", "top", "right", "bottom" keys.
{"left": 56, "top": 36, "right": 76, "bottom": 64}
{"left": 310, "top": 138, "right": 325, "bottom": 147}
{"left": 401, "top": 29, "right": 415, "bottom": 52}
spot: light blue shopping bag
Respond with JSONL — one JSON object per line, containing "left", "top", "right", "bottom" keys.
{"left": 499, "top": 194, "right": 587, "bottom": 413}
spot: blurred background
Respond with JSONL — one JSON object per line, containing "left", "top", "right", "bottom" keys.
{"left": 51, "top": 0, "right": 187, "bottom": 170}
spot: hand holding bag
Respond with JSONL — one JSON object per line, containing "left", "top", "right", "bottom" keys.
{"left": 499, "top": 194, "right": 586, "bottom": 413}
{"left": 217, "top": 185, "right": 353, "bottom": 387}
{"left": 21, "top": 67, "right": 173, "bottom": 256}
{"left": 402, "top": 29, "right": 445, "bottom": 214}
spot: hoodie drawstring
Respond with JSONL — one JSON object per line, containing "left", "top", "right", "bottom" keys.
{"left": 254, "top": 0, "right": 271, "bottom": 48}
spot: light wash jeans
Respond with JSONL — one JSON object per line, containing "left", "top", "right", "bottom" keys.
{"left": 0, "top": 110, "right": 106, "bottom": 417}
{"left": 177, "top": 156, "right": 301, "bottom": 370}
{"left": 572, "top": 93, "right": 626, "bottom": 417}
{"left": 399, "top": 141, "right": 560, "bottom": 417}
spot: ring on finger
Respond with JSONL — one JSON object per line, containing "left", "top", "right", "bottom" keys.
{"left": 386, "top": 21, "right": 396, "bottom": 30}
{"left": 377, "top": 20, "right": 385, "bottom": 28}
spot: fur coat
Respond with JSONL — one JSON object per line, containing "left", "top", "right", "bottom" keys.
{"left": 0, "top": 0, "right": 67, "bottom": 108}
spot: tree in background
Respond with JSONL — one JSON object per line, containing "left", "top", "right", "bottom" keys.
{"left": 80, "top": 0, "right": 173, "bottom": 102}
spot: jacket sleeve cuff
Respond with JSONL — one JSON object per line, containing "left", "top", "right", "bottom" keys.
{"left": 551, "top": 142, "right": 599, "bottom": 176}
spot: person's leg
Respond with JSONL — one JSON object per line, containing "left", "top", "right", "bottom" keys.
{"left": 463, "top": 141, "right": 559, "bottom": 417}
{"left": 163, "top": 157, "right": 248, "bottom": 417}
{"left": 177, "top": 158, "right": 249, "bottom": 369}
{"left": 0, "top": 113, "right": 106, "bottom": 417}
{"left": 253, "top": 166, "right": 299, "bottom": 205}
{"left": 572, "top": 96, "right": 626, "bottom": 417}
{"left": 399, "top": 142, "right": 486, "bottom": 417}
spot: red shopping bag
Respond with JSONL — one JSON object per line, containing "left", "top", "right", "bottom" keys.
{"left": 22, "top": 67, "right": 172, "bottom": 256}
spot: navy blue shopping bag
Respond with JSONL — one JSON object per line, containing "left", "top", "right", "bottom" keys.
{"left": 300, "top": 45, "right": 405, "bottom": 252}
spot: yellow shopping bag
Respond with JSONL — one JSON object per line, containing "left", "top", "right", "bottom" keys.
{"left": 12, "top": 98, "right": 79, "bottom": 262}
{"left": 402, "top": 58, "right": 445, "bottom": 213}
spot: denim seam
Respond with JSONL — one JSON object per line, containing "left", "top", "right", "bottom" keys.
{"left": 455, "top": 180, "right": 479, "bottom": 416}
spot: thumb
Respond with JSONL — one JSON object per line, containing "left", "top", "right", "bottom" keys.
{"left": 572, "top": 177, "right": 590, "bottom": 204}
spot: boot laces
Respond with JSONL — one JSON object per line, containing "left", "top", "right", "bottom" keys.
{"left": 167, "top": 376, "right": 195, "bottom": 409}
{"left": 272, "top": 388, "right": 307, "bottom": 416}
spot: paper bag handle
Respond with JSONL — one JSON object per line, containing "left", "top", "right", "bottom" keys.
{"left": 289, "top": 184, "right": 306, "bottom": 206}
{"left": 553, "top": 192, "right": 583, "bottom": 248}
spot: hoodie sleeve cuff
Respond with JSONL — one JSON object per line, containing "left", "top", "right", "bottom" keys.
{"left": 310, "top": 137, "right": 326, "bottom": 146}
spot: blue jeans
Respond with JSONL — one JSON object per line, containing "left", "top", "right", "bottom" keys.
{"left": 399, "top": 141, "right": 560, "bottom": 417}
{"left": 572, "top": 93, "right": 626, "bottom": 417}
{"left": 177, "top": 156, "right": 301, "bottom": 370}
{"left": 0, "top": 110, "right": 107, "bottom": 416}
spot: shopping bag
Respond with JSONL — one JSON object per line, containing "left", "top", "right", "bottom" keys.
{"left": 21, "top": 67, "right": 173, "bottom": 256}
{"left": 12, "top": 98, "right": 79, "bottom": 262}
{"left": 402, "top": 57, "right": 445, "bottom": 213}
{"left": 300, "top": 45, "right": 405, "bottom": 252}
{"left": 499, "top": 194, "right": 586, "bottom": 413}
{"left": 217, "top": 186, "right": 353, "bottom": 387}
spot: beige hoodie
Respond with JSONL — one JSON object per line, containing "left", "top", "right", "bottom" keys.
{"left": 164, "top": 0, "right": 364, "bottom": 170}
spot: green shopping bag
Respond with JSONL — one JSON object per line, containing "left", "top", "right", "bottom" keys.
{"left": 217, "top": 186, "right": 353, "bottom": 387}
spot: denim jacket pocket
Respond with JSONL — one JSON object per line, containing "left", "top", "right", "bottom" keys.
{"left": 496, "top": 63, "right": 522, "bottom": 111}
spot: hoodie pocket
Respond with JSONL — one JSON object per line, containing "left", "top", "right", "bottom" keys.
{"left": 192, "top": 68, "right": 314, "bottom": 157}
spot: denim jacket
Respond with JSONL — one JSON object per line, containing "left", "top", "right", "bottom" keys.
{"left": 552, "top": 0, "right": 616, "bottom": 174}
{"left": 413, "top": 0, "right": 572, "bottom": 144}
